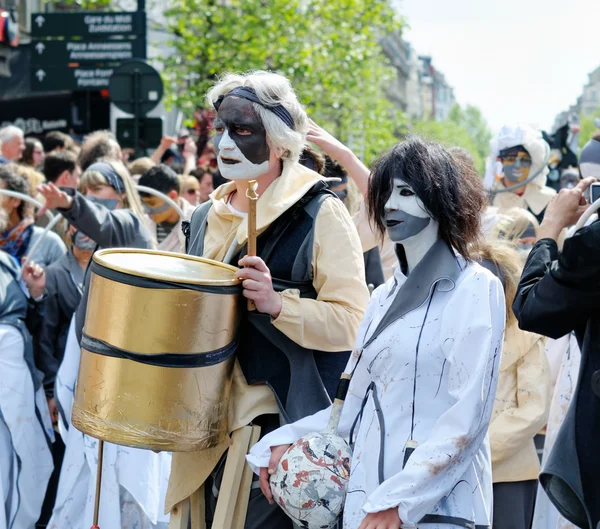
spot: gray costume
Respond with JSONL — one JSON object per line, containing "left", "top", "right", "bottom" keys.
{"left": 56, "top": 188, "right": 153, "bottom": 343}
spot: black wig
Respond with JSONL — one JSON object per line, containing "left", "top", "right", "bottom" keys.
{"left": 367, "top": 137, "right": 485, "bottom": 260}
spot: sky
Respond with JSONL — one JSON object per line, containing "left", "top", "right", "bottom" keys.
{"left": 398, "top": 0, "right": 599, "bottom": 133}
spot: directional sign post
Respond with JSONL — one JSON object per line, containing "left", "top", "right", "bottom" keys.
{"left": 31, "top": 65, "right": 116, "bottom": 92}
{"left": 31, "top": 39, "right": 146, "bottom": 66}
{"left": 31, "top": 12, "right": 145, "bottom": 38}
{"left": 30, "top": 11, "right": 147, "bottom": 93}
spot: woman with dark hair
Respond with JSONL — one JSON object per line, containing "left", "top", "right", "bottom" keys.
{"left": 22, "top": 138, "right": 45, "bottom": 168}
{"left": 249, "top": 137, "right": 506, "bottom": 529}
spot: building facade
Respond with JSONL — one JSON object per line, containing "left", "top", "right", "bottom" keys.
{"left": 381, "top": 31, "right": 456, "bottom": 123}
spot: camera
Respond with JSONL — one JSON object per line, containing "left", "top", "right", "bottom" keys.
{"left": 591, "top": 182, "right": 600, "bottom": 204}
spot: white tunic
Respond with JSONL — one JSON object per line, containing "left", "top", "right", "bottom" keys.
{"left": 0, "top": 325, "right": 54, "bottom": 529}
{"left": 50, "top": 318, "right": 171, "bottom": 529}
{"left": 249, "top": 256, "right": 505, "bottom": 529}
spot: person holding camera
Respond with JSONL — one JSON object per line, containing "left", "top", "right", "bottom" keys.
{"left": 513, "top": 174, "right": 599, "bottom": 529}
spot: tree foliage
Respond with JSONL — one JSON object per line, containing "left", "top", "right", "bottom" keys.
{"left": 162, "top": 0, "right": 403, "bottom": 164}
{"left": 579, "top": 110, "right": 600, "bottom": 148}
{"left": 408, "top": 119, "right": 486, "bottom": 174}
{"left": 447, "top": 104, "right": 492, "bottom": 164}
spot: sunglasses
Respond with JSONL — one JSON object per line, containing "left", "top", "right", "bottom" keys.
{"left": 185, "top": 189, "right": 200, "bottom": 195}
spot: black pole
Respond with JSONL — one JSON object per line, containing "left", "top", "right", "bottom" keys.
{"left": 137, "top": 0, "right": 146, "bottom": 11}
{"left": 86, "top": 91, "right": 91, "bottom": 133}
{"left": 132, "top": 69, "right": 140, "bottom": 158}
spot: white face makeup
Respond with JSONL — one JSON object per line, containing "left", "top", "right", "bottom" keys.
{"left": 383, "top": 179, "right": 435, "bottom": 242}
{"left": 217, "top": 129, "right": 270, "bottom": 181}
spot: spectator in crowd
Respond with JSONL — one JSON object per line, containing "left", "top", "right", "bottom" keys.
{"left": 11, "top": 163, "right": 46, "bottom": 198}
{"left": 0, "top": 165, "right": 66, "bottom": 267}
{"left": 0, "top": 125, "right": 25, "bottom": 164}
{"left": 127, "top": 156, "right": 156, "bottom": 182}
{"left": 37, "top": 160, "right": 166, "bottom": 529}
{"left": 38, "top": 223, "right": 93, "bottom": 398}
{"left": 77, "top": 130, "right": 122, "bottom": 171}
{"left": 0, "top": 243, "right": 53, "bottom": 529}
{"left": 43, "top": 150, "right": 81, "bottom": 188}
{"left": 43, "top": 131, "right": 75, "bottom": 154}
{"left": 139, "top": 164, "right": 195, "bottom": 252}
{"left": 513, "top": 176, "right": 600, "bottom": 529}
{"left": 22, "top": 138, "right": 45, "bottom": 168}
{"left": 476, "top": 238, "right": 550, "bottom": 529}
{"left": 180, "top": 174, "right": 202, "bottom": 206}
{"left": 188, "top": 167, "right": 214, "bottom": 204}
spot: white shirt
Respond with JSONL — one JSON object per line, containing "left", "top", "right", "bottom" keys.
{"left": 249, "top": 258, "right": 505, "bottom": 529}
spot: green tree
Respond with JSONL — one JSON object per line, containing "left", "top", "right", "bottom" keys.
{"left": 409, "top": 119, "right": 485, "bottom": 174}
{"left": 579, "top": 111, "right": 600, "bottom": 148}
{"left": 447, "top": 103, "right": 492, "bottom": 168}
{"left": 162, "top": 0, "right": 403, "bottom": 164}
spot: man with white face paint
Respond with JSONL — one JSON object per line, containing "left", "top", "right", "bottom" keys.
{"left": 485, "top": 124, "right": 556, "bottom": 225}
{"left": 249, "top": 137, "right": 506, "bottom": 529}
{"left": 168, "top": 71, "right": 369, "bottom": 529}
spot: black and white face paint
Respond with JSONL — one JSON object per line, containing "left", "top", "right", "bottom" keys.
{"left": 383, "top": 179, "right": 433, "bottom": 242}
{"left": 214, "top": 97, "right": 270, "bottom": 181}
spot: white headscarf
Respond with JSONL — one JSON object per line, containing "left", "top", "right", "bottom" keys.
{"left": 484, "top": 124, "right": 550, "bottom": 191}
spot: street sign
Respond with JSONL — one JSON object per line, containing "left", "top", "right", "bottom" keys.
{"left": 31, "top": 65, "right": 115, "bottom": 92}
{"left": 31, "top": 11, "right": 145, "bottom": 38}
{"left": 109, "top": 60, "right": 163, "bottom": 115}
{"left": 116, "top": 117, "right": 163, "bottom": 149}
{"left": 31, "top": 38, "right": 146, "bottom": 65}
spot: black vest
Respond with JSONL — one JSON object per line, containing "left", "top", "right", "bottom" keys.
{"left": 184, "top": 182, "right": 350, "bottom": 423}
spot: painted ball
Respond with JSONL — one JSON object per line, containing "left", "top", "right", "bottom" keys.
{"left": 269, "top": 431, "right": 352, "bottom": 529}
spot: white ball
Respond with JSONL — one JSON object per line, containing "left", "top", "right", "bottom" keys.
{"left": 270, "top": 431, "right": 352, "bottom": 529}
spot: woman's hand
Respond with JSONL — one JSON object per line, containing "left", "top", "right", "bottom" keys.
{"left": 22, "top": 260, "right": 45, "bottom": 299}
{"left": 306, "top": 119, "right": 350, "bottom": 163}
{"left": 259, "top": 444, "right": 291, "bottom": 504}
{"left": 236, "top": 256, "right": 282, "bottom": 318}
{"left": 37, "top": 183, "right": 72, "bottom": 216}
{"left": 358, "top": 508, "right": 402, "bottom": 529}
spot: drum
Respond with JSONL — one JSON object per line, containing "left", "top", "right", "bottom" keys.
{"left": 71, "top": 249, "right": 241, "bottom": 452}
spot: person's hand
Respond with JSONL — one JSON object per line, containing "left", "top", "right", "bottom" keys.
{"left": 182, "top": 138, "right": 198, "bottom": 160}
{"left": 159, "top": 135, "right": 177, "bottom": 152}
{"left": 538, "top": 177, "right": 597, "bottom": 241}
{"left": 36, "top": 183, "right": 72, "bottom": 216}
{"left": 22, "top": 260, "right": 45, "bottom": 299}
{"left": 235, "top": 256, "right": 282, "bottom": 318}
{"left": 259, "top": 444, "right": 291, "bottom": 504}
{"left": 358, "top": 508, "right": 402, "bottom": 529}
{"left": 47, "top": 397, "right": 58, "bottom": 426}
{"left": 306, "top": 119, "right": 351, "bottom": 162}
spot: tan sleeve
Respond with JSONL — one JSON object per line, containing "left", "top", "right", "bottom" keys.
{"left": 353, "top": 200, "right": 378, "bottom": 253}
{"left": 271, "top": 197, "right": 369, "bottom": 351}
{"left": 489, "top": 336, "right": 551, "bottom": 465}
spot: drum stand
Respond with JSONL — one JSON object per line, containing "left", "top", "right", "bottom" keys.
{"left": 169, "top": 425, "right": 262, "bottom": 529}
{"left": 91, "top": 440, "right": 104, "bottom": 529}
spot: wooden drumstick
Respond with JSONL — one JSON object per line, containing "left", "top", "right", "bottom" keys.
{"left": 246, "top": 180, "right": 259, "bottom": 311}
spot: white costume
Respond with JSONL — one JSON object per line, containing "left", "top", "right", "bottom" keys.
{"left": 532, "top": 334, "right": 581, "bottom": 529}
{"left": 0, "top": 324, "right": 53, "bottom": 529}
{"left": 249, "top": 241, "right": 505, "bottom": 529}
{"left": 50, "top": 318, "right": 171, "bottom": 529}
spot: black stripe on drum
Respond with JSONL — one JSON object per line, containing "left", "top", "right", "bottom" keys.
{"left": 81, "top": 333, "right": 237, "bottom": 368}
{"left": 90, "top": 261, "right": 242, "bottom": 295}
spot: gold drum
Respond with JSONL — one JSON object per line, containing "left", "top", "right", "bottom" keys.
{"left": 71, "top": 249, "right": 241, "bottom": 452}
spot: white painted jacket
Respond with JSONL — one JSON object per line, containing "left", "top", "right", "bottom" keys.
{"left": 248, "top": 241, "right": 506, "bottom": 529}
